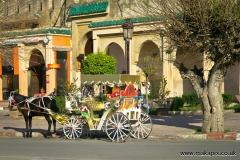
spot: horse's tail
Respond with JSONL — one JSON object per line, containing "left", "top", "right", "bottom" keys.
{"left": 50, "top": 99, "right": 59, "bottom": 113}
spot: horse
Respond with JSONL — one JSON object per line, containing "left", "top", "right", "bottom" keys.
{"left": 8, "top": 92, "right": 59, "bottom": 138}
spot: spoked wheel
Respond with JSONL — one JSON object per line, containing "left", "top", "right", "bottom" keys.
{"left": 63, "top": 116, "right": 82, "bottom": 139}
{"left": 105, "top": 112, "right": 131, "bottom": 142}
{"left": 130, "top": 112, "right": 152, "bottom": 139}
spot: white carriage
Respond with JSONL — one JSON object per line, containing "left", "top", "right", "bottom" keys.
{"left": 51, "top": 74, "right": 153, "bottom": 142}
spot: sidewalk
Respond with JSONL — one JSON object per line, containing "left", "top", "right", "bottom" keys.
{"left": 0, "top": 109, "right": 240, "bottom": 140}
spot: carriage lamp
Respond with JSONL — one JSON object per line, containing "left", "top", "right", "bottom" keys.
{"left": 122, "top": 18, "right": 133, "bottom": 74}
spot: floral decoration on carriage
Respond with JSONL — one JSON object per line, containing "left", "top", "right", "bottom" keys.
{"left": 76, "top": 105, "right": 90, "bottom": 119}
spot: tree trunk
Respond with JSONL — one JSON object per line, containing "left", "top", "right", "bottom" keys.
{"left": 201, "top": 69, "right": 224, "bottom": 133}
{"left": 181, "top": 68, "right": 224, "bottom": 133}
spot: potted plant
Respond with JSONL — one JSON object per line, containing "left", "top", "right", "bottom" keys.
{"left": 155, "top": 75, "right": 171, "bottom": 106}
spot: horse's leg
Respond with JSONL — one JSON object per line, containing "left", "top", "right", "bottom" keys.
{"left": 24, "top": 116, "right": 29, "bottom": 137}
{"left": 52, "top": 118, "right": 57, "bottom": 134}
{"left": 28, "top": 116, "right": 32, "bottom": 137}
{"left": 44, "top": 114, "right": 52, "bottom": 138}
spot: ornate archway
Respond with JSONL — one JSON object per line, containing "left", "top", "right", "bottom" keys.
{"left": 28, "top": 49, "right": 46, "bottom": 96}
{"left": 84, "top": 32, "right": 93, "bottom": 56}
{"left": 107, "top": 42, "right": 125, "bottom": 74}
{"left": 137, "top": 40, "right": 162, "bottom": 96}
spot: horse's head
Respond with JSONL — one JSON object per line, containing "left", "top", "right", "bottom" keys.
{"left": 8, "top": 92, "right": 27, "bottom": 108}
{"left": 8, "top": 91, "right": 16, "bottom": 108}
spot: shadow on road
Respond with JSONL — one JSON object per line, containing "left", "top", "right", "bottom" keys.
{"left": 150, "top": 115, "right": 202, "bottom": 130}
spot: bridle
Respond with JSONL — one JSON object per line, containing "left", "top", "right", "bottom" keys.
{"left": 8, "top": 91, "right": 26, "bottom": 108}
{"left": 8, "top": 91, "right": 16, "bottom": 107}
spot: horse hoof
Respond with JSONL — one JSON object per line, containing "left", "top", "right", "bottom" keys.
{"left": 52, "top": 133, "right": 58, "bottom": 138}
{"left": 46, "top": 135, "right": 51, "bottom": 139}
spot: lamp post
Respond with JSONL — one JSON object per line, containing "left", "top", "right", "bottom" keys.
{"left": 122, "top": 18, "right": 133, "bottom": 74}
{"left": 34, "top": 12, "right": 51, "bottom": 93}
{"left": 160, "top": 32, "right": 164, "bottom": 62}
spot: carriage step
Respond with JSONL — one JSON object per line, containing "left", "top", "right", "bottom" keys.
{"left": 93, "top": 118, "right": 100, "bottom": 121}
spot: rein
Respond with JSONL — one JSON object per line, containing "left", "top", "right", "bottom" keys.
{"left": 25, "top": 97, "right": 49, "bottom": 116}
{"left": 21, "top": 107, "right": 50, "bottom": 114}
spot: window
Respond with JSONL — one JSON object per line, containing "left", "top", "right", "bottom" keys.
{"left": 16, "top": 5, "right": 19, "bottom": 13}
{"left": 28, "top": 4, "right": 31, "bottom": 12}
{"left": 52, "top": 0, "right": 54, "bottom": 9}
{"left": 6, "top": 6, "right": 8, "bottom": 15}
{"left": 38, "top": 2, "right": 42, "bottom": 11}
{"left": 48, "top": 0, "right": 54, "bottom": 9}
{"left": 56, "top": 51, "right": 67, "bottom": 91}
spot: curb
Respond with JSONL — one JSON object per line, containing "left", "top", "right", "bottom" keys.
{"left": 149, "top": 133, "right": 240, "bottom": 140}
{"left": 0, "top": 131, "right": 239, "bottom": 140}
{"left": 168, "top": 110, "right": 235, "bottom": 115}
{"left": 0, "top": 131, "right": 60, "bottom": 138}
{"left": 0, "top": 106, "right": 8, "bottom": 110}
{"left": 0, "top": 132, "right": 43, "bottom": 138}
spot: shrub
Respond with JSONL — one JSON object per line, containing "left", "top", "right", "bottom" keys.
{"left": 170, "top": 93, "right": 234, "bottom": 111}
{"left": 55, "top": 78, "right": 81, "bottom": 113}
{"left": 82, "top": 50, "right": 116, "bottom": 74}
{"left": 170, "top": 97, "right": 184, "bottom": 111}
{"left": 222, "top": 94, "right": 233, "bottom": 107}
{"left": 158, "top": 75, "right": 170, "bottom": 99}
{"left": 57, "top": 78, "right": 81, "bottom": 96}
{"left": 182, "top": 93, "right": 200, "bottom": 106}
{"left": 53, "top": 95, "right": 70, "bottom": 114}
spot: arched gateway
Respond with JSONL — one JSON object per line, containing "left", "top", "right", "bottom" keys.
{"left": 28, "top": 49, "right": 46, "bottom": 96}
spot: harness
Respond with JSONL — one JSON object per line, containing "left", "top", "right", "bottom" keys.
{"left": 8, "top": 92, "right": 52, "bottom": 116}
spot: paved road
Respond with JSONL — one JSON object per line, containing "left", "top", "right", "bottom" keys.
{"left": 0, "top": 137, "right": 239, "bottom": 160}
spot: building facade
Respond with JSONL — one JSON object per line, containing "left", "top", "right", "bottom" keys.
{"left": 1, "top": 0, "right": 239, "bottom": 101}
{"left": 68, "top": 0, "right": 188, "bottom": 98}
{"left": 69, "top": 0, "right": 240, "bottom": 101}
{"left": 0, "top": 0, "right": 74, "bottom": 99}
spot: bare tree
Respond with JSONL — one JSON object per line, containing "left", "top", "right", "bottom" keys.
{"left": 0, "top": 0, "right": 39, "bottom": 70}
{"left": 138, "top": 56, "right": 161, "bottom": 104}
{"left": 126, "top": 0, "right": 240, "bottom": 133}
{"left": 0, "top": 0, "right": 69, "bottom": 71}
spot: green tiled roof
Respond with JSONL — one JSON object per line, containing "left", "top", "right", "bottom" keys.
{"left": 69, "top": 1, "right": 109, "bottom": 16}
{"left": 0, "top": 28, "right": 71, "bottom": 37}
{"left": 89, "top": 16, "right": 164, "bottom": 28}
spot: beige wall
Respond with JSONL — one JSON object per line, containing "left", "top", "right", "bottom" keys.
{"left": 225, "top": 63, "right": 240, "bottom": 102}
{"left": 69, "top": 1, "right": 240, "bottom": 99}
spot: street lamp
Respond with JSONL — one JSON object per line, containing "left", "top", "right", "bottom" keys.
{"left": 160, "top": 31, "right": 164, "bottom": 62}
{"left": 122, "top": 18, "right": 133, "bottom": 74}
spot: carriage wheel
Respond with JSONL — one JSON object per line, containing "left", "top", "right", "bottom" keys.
{"left": 105, "top": 112, "right": 131, "bottom": 142}
{"left": 130, "top": 112, "right": 153, "bottom": 139}
{"left": 63, "top": 116, "right": 82, "bottom": 140}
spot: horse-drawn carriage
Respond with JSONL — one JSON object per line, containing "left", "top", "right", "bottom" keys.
{"left": 8, "top": 74, "right": 152, "bottom": 142}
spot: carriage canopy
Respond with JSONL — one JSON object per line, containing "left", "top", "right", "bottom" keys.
{"left": 81, "top": 74, "right": 141, "bottom": 87}
{"left": 80, "top": 74, "right": 141, "bottom": 99}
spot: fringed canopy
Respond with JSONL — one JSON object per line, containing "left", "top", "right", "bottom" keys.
{"left": 81, "top": 74, "right": 140, "bottom": 87}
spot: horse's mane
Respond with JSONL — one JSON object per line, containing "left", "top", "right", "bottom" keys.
{"left": 13, "top": 93, "right": 28, "bottom": 103}
{"left": 50, "top": 99, "right": 59, "bottom": 113}
{"left": 13, "top": 92, "right": 59, "bottom": 113}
